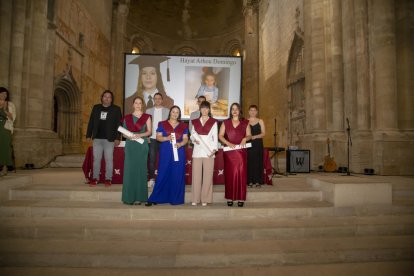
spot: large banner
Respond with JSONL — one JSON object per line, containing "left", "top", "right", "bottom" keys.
{"left": 124, "top": 54, "right": 242, "bottom": 120}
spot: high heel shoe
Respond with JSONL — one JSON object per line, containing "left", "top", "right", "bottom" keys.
{"left": 238, "top": 201, "right": 244, "bottom": 207}
{"left": 227, "top": 201, "right": 233, "bottom": 207}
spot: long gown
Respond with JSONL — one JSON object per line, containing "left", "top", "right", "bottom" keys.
{"left": 247, "top": 123, "right": 264, "bottom": 184}
{"left": 223, "top": 119, "right": 248, "bottom": 201}
{"left": 122, "top": 113, "right": 150, "bottom": 204}
{"left": 147, "top": 121, "right": 188, "bottom": 205}
{"left": 0, "top": 109, "right": 12, "bottom": 167}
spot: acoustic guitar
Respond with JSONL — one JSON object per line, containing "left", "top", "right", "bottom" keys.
{"left": 324, "top": 138, "right": 338, "bottom": 172}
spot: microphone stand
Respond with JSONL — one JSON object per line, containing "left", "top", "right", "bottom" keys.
{"left": 345, "top": 118, "right": 352, "bottom": 176}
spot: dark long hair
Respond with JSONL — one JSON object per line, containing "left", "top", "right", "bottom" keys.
{"left": 0, "top": 87, "right": 10, "bottom": 101}
{"left": 167, "top": 105, "right": 182, "bottom": 121}
{"left": 199, "top": 101, "right": 212, "bottom": 118}
{"left": 229, "top": 102, "right": 243, "bottom": 120}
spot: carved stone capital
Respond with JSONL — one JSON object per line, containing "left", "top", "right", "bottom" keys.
{"left": 242, "top": 0, "right": 260, "bottom": 16}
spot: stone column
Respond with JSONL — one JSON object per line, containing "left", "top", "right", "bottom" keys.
{"left": 330, "top": 0, "right": 344, "bottom": 131}
{"left": 354, "top": 0, "right": 370, "bottom": 130}
{"left": 12, "top": 0, "right": 62, "bottom": 168}
{"left": 309, "top": 0, "right": 326, "bottom": 131}
{"left": 303, "top": 0, "right": 313, "bottom": 133}
{"left": 342, "top": 0, "right": 357, "bottom": 129}
{"left": 396, "top": 0, "right": 414, "bottom": 130}
{"left": 110, "top": 0, "right": 129, "bottom": 110}
{"left": 370, "top": 0, "right": 398, "bottom": 130}
{"left": 242, "top": 0, "right": 259, "bottom": 113}
{"left": 8, "top": 0, "right": 26, "bottom": 127}
{"left": 0, "top": 0, "right": 12, "bottom": 86}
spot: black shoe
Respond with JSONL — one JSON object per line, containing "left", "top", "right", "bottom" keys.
{"left": 238, "top": 201, "right": 244, "bottom": 207}
{"left": 248, "top": 184, "right": 253, "bottom": 188}
{"left": 134, "top": 202, "right": 142, "bottom": 205}
{"left": 123, "top": 202, "right": 133, "bottom": 205}
{"left": 255, "top": 184, "right": 261, "bottom": 188}
{"left": 227, "top": 201, "right": 233, "bottom": 207}
{"left": 145, "top": 202, "right": 153, "bottom": 206}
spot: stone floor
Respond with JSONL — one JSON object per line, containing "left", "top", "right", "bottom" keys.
{"left": 0, "top": 169, "right": 413, "bottom": 275}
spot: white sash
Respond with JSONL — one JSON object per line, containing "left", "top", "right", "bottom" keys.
{"left": 170, "top": 132, "right": 179, "bottom": 161}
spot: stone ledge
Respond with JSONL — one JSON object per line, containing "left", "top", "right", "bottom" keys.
{"left": 309, "top": 177, "right": 392, "bottom": 207}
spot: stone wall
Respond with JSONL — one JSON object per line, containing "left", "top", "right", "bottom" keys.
{"left": 257, "top": 0, "right": 414, "bottom": 175}
{"left": 54, "top": 0, "right": 112, "bottom": 152}
{"left": 258, "top": 0, "right": 303, "bottom": 148}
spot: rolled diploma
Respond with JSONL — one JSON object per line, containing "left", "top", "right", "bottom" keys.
{"left": 117, "top": 126, "right": 144, "bottom": 144}
{"left": 223, "top": 143, "right": 252, "bottom": 152}
{"left": 192, "top": 131, "right": 214, "bottom": 156}
{"left": 170, "top": 132, "right": 179, "bottom": 161}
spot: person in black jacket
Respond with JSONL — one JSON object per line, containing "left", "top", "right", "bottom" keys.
{"left": 86, "top": 90, "right": 122, "bottom": 187}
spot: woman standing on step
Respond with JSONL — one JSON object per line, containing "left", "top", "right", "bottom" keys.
{"left": 190, "top": 101, "right": 218, "bottom": 206}
{"left": 247, "top": 105, "right": 265, "bottom": 188}
{"left": 121, "top": 96, "right": 152, "bottom": 205}
{"left": 146, "top": 106, "right": 189, "bottom": 206}
{"left": 219, "top": 103, "right": 251, "bottom": 207}
{"left": 0, "top": 87, "right": 15, "bottom": 177}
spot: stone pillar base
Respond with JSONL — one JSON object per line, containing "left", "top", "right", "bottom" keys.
{"left": 373, "top": 130, "right": 414, "bottom": 175}
{"left": 12, "top": 129, "right": 62, "bottom": 168}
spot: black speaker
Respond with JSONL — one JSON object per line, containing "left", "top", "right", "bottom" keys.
{"left": 287, "top": 150, "right": 310, "bottom": 173}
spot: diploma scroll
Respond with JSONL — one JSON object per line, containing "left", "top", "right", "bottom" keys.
{"left": 192, "top": 132, "right": 214, "bottom": 156}
{"left": 171, "top": 132, "right": 179, "bottom": 162}
{"left": 117, "top": 126, "right": 144, "bottom": 144}
{"left": 223, "top": 143, "right": 252, "bottom": 152}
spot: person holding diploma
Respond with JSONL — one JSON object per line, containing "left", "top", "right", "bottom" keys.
{"left": 190, "top": 101, "right": 218, "bottom": 206}
{"left": 121, "top": 96, "right": 152, "bottom": 205}
{"left": 146, "top": 106, "right": 189, "bottom": 206}
{"left": 219, "top": 103, "right": 251, "bottom": 207}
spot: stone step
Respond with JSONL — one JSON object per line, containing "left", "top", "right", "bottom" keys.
{"left": 1, "top": 199, "right": 414, "bottom": 221}
{"left": 2, "top": 261, "right": 414, "bottom": 276}
{"left": 0, "top": 236, "right": 413, "bottom": 268}
{"left": 1, "top": 215, "right": 414, "bottom": 242}
{"left": 49, "top": 154, "right": 85, "bottom": 168}
{"left": 9, "top": 185, "right": 323, "bottom": 203}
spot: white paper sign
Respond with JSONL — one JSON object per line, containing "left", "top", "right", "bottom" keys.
{"left": 223, "top": 143, "right": 252, "bottom": 152}
{"left": 117, "top": 126, "right": 144, "bottom": 144}
{"left": 171, "top": 132, "right": 179, "bottom": 161}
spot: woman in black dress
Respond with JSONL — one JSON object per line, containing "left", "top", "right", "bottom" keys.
{"left": 247, "top": 105, "right": 266, "bottom": 188}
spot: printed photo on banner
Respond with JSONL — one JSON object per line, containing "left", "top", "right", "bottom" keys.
{"left": 124, "top": 54, "right": 242, "bottom": 120}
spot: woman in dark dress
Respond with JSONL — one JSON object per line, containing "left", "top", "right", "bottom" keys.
{"left": 247, "top": 105, "right": 266, "bottom": 188}
{"left": 218, "top": 103, "right": 251, "bottom": 207}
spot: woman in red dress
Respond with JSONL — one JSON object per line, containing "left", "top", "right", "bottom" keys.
{"left": 218, "top": 103, "right": 251, "bottom": 207}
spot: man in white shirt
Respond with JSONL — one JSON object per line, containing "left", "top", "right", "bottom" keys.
{"left": 145, "top": 92, "right": 170, "bottom": 187}
{"left": 188, "top": 95, "right": 206, "bottom": 132}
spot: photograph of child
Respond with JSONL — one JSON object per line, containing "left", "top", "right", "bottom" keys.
{"left": 184, "top": 66, "right": 229, "bottom": 118}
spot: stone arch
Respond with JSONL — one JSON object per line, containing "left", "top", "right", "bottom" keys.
{"left": 174, "top": 45, "right": 198, "bottom": 55}
{"left": 286, "top": 31, "right": 305, "bottom": 146}
{"left": 53, "top": 71, "right": 82, "bottom": 154}
{"left": 222, "top": 38, "right": 242, "bottom": 56}
{"left": 129, "top": 34, "right": 153, "bottom": 53}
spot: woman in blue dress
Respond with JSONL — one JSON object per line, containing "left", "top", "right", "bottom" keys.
{"left": 145, "top": 106, "right": 189, "bottom": 206}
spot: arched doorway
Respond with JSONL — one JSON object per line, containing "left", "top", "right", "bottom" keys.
{"left": 286, "top": 31, "right": 305, "bottom": 146}
{"left": 53, "top": 72, "right": 82, "bottom": 154}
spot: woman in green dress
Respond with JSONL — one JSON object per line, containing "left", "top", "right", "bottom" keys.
{"left": 0, "top": 90, "right": 13, "bottom": 176}
{"left": 121, "top": 96, "right": 152, "bottom": 205}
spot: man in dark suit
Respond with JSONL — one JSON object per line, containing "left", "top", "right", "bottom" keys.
{"left": 86, "top": 90, "right": 122, "bottom": 187}
{"left": 145, "top": 92, "right": 169, "bottom": 187}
